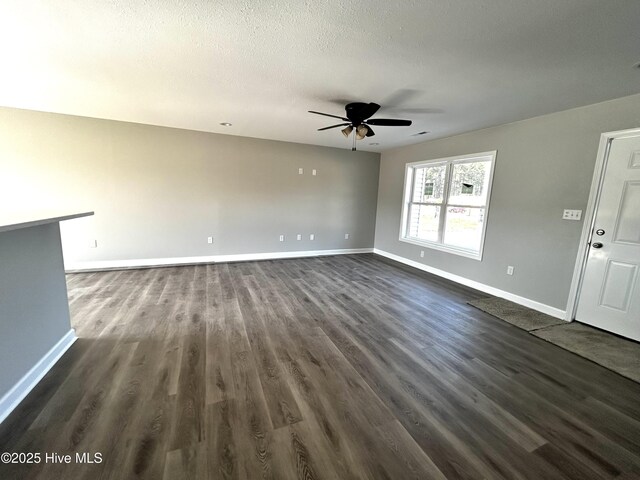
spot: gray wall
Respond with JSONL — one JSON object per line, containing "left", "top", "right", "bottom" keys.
{"left": 0, "top": 223, "right": 72, "bottom": 397}
{"left": 0, "top": 108, "right": 380, "bottom": 268}
{"left": 375, "top": 93, "right": 640, "bottom": 311}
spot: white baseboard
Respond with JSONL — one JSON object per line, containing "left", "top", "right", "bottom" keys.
{"left": 0, "top": 329, "right": 77, "bottom": 425}
{"left": 65, "top": 248, "right": 374, "bottom": 272}
{"left": 373, "top": 248, "right": 567, "bottom": 320}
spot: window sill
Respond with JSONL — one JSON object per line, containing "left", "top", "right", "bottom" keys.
{"left": 399, "top": 236, "right": 483, "bottom": 261}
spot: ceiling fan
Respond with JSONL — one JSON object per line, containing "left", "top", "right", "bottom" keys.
{"left": 309, "top": 102, "right": 412, "bottom": 150}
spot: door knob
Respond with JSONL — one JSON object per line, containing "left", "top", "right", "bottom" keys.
{"left": 592, "top": 242, "right": 603, "bottom": 249}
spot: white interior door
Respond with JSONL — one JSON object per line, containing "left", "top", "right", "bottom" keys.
{"left": 576, "top": 133, "right": 640, "bottom": 341}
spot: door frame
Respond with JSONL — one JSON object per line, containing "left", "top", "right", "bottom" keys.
{"left": 566, "top": 126, "right": 640, "bottom": 321}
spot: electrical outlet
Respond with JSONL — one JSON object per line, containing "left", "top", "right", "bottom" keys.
{"left": 507, "top": 266, "right": 514, "bottom": 275}
{"left": 279, "top": 235, "right": 284, "bottom": 242}
{"left": 312, "top": 169, "right": 317, "bottom": 176}
{"left": 298, "top": 168, "right": 303, "bottom": 175}
{"left": 420, "top": 250, "right": 424, "bottom": 258}
{"left": 296, "top": 234, "right": 302, "bottom": 240}
{"left": 344, "top": 233, "right": 349, "bottom": 239}
{"left": 207, "top": 236, "right": 213, "bottom": 244}
{"left": 89, "top": 239, "right": 98, "bottom": 248}
{"left": 309, "top": 234, "right": 315, "bottom": 240}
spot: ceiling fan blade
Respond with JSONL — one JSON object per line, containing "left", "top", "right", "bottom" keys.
{"left": 309, "top": 110, "right": 350, "bottom": 121}
{"left": 318, "top": 123, "right": 351, "bottom": 131}
{"left": 365, "top": 126, "right": 375, "bottom": 137}
{"left": 366, "top": 118, "right": 412, "bottom": 126}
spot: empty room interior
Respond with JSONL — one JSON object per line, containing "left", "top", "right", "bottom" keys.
{"left": 2, "top": 1, "right": 640, "bottom": 479}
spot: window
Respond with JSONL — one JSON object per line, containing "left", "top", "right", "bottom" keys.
{"left": 400, "top": 151, "right": 496, "bottom": 260}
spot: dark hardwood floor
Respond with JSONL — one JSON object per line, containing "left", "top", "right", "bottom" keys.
{"left": 1, "top": 254, "right": 640, "bottom": 479}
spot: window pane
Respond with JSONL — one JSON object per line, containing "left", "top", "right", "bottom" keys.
{"left": 409, "top": 204, "right": 440, "bottom": 242}
{"left": 448, "top": 160, "right": 491, "bottom": 206}
{"left": 444, "top": 207, "right": 485, "bottom": 251}
{"left": 412, "top": 164, "right": 446, "bottom": 203}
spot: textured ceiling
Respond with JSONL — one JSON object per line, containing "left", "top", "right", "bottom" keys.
{"left": 1, "top": 0, "right": 639, "bottom": 152}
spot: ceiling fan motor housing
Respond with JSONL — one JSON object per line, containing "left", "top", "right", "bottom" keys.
{"left": 345, "top": 102, "right": 380, "bottom": 125}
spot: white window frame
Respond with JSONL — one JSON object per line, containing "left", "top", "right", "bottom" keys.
{"left": 399, "top": 151, "right": 497, "bottom": 260}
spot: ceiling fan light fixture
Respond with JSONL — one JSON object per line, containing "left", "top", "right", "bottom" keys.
{"left": 341, "top": 126, "right": 353, "bottom": 137}
{"left": 356, "top": 125, "right": 368, "bottom": 140}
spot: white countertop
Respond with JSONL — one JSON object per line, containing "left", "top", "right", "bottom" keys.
{"left": 0, "top": 211, "right": 94, "bottom": 233}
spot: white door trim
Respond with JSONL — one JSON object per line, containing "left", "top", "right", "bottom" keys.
{"left": 566, "top": 127, "right": 640, "bottom": 321}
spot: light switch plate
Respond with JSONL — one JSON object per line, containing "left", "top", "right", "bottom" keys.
{"left": 297, "top": 234, "right": 302, "bottom": 240}
{"left": 309, "top": 234, "right": 315, "bottom": 240}
{"left": 298, "top": 168, "right": 303, "bottom": 175}
{"left": 562, "top": 209, "right": 582, "bottom": 221}
{"left": 312, "top": 169, "right": 317, "bottom": 176}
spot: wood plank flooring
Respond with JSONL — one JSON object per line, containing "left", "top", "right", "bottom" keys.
{"left": 1, "top": 254, "right": 640, "bottom": 479}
